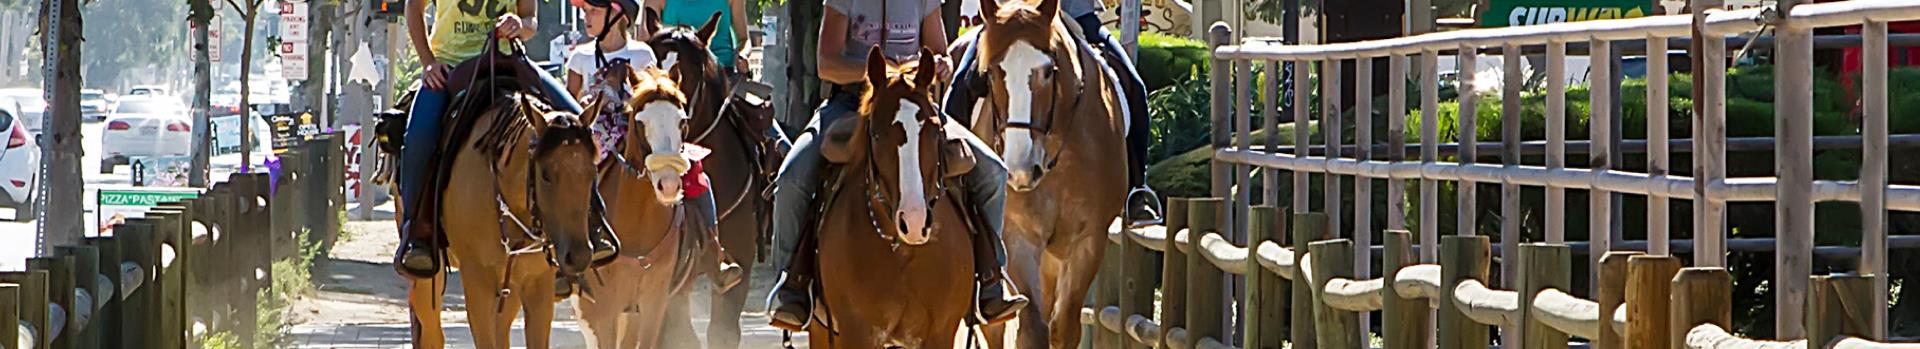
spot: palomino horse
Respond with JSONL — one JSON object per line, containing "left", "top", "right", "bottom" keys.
{"left": 962, "top": 0, "right": 1132, "bottom": 346}
{"left": 805, "top": 48, "right": 979, "bottom": 349}
{"left": 400, "top": 41, "right": 603, "bottom": 348}
{"left": 570, "top": 64, "right": 726, "bottom": 348}
{"left": 642, "top": 11, "right": 784, "bottom": 349}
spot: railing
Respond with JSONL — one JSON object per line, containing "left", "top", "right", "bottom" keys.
{"left": 0, "top": 134, "right": 343, "bottom": 349}
{"left": 1083, "top": 0, "right": 1920, "bottom": 348}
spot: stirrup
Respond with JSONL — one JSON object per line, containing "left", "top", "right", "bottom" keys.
{"left": 1125, "top": 187, "right": 1164, "bottom": 227}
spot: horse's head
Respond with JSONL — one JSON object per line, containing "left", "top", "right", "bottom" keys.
{"left": 975, "top": 0, "right": 1086, "bottom": 192}
{"left": 643, "top": 9, "right": 724, "bottom": 88}
{"left": 529, "top": 110, "right": 600, "bottom": 275}
{"left": 621, "top": 67, "right": 695, "bottom": 205}
{"left": 822, "top": 48, "right": 976, "bottom": 246}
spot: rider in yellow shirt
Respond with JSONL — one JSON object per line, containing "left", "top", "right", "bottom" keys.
{"left": 395, "top": 0, "right": 617, "bottom": 279}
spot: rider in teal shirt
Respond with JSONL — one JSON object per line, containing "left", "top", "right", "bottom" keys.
{"left": 647, "top": 0, "right": 751, "bottom": 73}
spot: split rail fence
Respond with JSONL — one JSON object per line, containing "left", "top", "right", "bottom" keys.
{"left": 1084, "top": 1, "right": 1920, "bottom": 348}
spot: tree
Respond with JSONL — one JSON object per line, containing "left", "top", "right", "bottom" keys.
{"left": 82, "top": 0, "right": 186, "bottom": 89}
{"left": 223, "top": 0, "right": 263, "bottom": 172}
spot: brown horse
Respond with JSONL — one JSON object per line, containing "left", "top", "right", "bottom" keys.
{"left": 965, "top": 0, "right": 1131, "bottom": 346}
{"left": 643, "top": 11, "right": 785, "bottom": 349}
{"left": 567, "top": 64, "right": 731, "bottom": 348}
{"left": 400, "top": 64, "right": 603, "bottom": 348}
{"left": 803, "top": 48, "right": 979, "bottom": 349}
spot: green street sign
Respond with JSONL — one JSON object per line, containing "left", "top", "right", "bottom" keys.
{"left": 97, "top": 189, "right": 201, "bottom": 207}
{"left": 1482, "top": 0, "right": 1652, "bottom": 27}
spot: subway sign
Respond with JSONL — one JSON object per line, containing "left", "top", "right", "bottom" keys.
{"left": 1482, "top": 0, "right": 1652, "bottom": 27}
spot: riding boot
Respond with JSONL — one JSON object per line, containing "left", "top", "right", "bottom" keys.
{"left": 767, "top": 228, "right": 817, "bottom": 331}
{"left": 394, "top": 180, "right": 441, "bottom": 279}
{"left": 969, "top": 213, "right": 1029, "bottom": 325}
{"left": 587, "top": 190, "right": 621, "bottom": 267}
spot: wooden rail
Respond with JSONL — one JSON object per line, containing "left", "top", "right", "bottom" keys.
{"left": 0, "top": 134, "right": 344, "bottom": 348}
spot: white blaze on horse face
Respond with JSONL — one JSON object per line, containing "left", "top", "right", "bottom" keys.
{"left": 637, "top": 100, "right": 688, "bottom": 204}
{"left": 661, "top": 52, "right": 681, "bottom": 73}
{"left": 998, "top": 40, "right": 1051, "bottom": 191}
{"left": 894, "top": 100, "right": 932, "bottom": 246}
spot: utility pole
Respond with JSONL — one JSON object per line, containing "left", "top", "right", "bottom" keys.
{"left": 35, "top": 0, "right": 85, "bottom": 253}
{"left": 191, "top": 0, "right": 214, "bottom": 187}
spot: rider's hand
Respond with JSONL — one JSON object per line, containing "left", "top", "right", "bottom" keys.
{"left": 424, "top": 63, "right": 453, "bottom": 91}
{"left": 931, "top": 54, "right": 954, "bottom": 83}
{"left": 495, "top": 14, "right": 525, "bottom": 39}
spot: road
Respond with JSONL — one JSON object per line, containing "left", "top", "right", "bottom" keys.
{"left": 0, "top": 119, "right": 265, "bottom": 270}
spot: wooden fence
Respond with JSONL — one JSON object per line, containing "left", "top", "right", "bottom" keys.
{"left": 1083, "top": 1, "right": 1920, "bottom": 348}
{"left": 0, "top": 133, "right": 343, "bottom": 349}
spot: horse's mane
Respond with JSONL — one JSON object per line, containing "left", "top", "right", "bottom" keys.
{"left": 858, "top": 60, "right": 927, "bottom": 119}
{"left": 625, "top": 67, "right": 689, "bottom": 111}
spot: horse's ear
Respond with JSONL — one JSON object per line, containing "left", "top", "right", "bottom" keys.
{"left": 820, "top": 117, "right": 863, "bottom": 164}
{"left": 1037, "top": 0, "right": 1059, "bottom": 18}
{"left": 980, "top": 0, "right": 999, "bottom": 23}
{"left": 642, "top": 7, "right": 663, "bottom": 37}
{"left": 866, "top": 47, "right": 890, "bottom": 91}
{"left": 914, "top": 48, "right": 938, "bottom": 91}
{"left": 696, "top": 11, "right": 723, "bottom": 45}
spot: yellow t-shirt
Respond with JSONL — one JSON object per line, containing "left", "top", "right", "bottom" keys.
{"left": 428, "top": 0, "right": 514, "bottom": 65}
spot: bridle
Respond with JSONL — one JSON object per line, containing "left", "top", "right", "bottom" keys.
{"left": 984, "top": 47, "right": 1076, "bottom": 176}
{"left": 848, "top": 92, "right": 952, "bottom": 250}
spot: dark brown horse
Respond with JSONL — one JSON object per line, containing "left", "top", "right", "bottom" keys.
{"left": 642, "top": 11, "right": 784, "bottom": 349}
{"left": 804, "top": 48, "right": 979, "bottom": 349}
{"left": 964, "top": 0, "right": 1132, "bottom": 347}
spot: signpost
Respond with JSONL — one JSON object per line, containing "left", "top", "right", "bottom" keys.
{"left": 281, "top": 1, "right": 310, "bottom": 80}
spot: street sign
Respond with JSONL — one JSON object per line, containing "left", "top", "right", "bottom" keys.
{"left": 210, "top": 26, "right": 222, "bottom": 63}
{"left": 1481, "top": 0, "right": 1651, "bottom": 27}
{"left": 95, "top": 187, "right": 203, "bottom": 236}
{"left": 281, "top": 1, "right": 309, "bottom": 79}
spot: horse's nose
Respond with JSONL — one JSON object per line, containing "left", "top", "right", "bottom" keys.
{"left": 652, "top": 175, "right": 685, "bottom": 204}
{"left": 897, "top": 207, "right": 931, "bottom": 245}
{"left": 558, "top": 239, "right": 592, "bottom": 274}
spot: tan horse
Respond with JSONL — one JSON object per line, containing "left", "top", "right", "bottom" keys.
{"left": 568, "top": 65, "right": 728, "bottom": 348}
{"left": 965, "top": 0, "right": 1131, "bottom": 346}
{"left": 802, "top": 48, "right": 979, "bottom": 349}
{"left": 641, "top": 12, "right": 785, "bottom": 349}
{"left": 401, "top": 67, "right": 604, "bottom": 348}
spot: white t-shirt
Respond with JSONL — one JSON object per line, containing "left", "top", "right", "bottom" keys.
{"left": 565, "top": 40, "right": 659, "bottom": 82}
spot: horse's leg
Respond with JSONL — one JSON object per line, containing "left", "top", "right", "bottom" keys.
{"left": 1043, "top": 228, "right": 1110, "bottom": 349}
{"left": 1003, "top": 233, "right": 1051, "bottom": 349}
{"left": 521, "top": 271, "right": 557, "bottom": 349}
{"left": 660, "top": 291, "right": 702, "bottom": 348}
{"left": 459, "top": 268, "right": 506, "bottom": 349}
{"left": 409, "top": 273, "right": 448, "bottom": 348}
{"left": 709, "top": 218, "right": 758, "bottom": 349}
{"left": 493, "top": 284, "right": 525, "bottom": 349}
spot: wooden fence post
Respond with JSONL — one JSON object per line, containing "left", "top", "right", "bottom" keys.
{"left": 1438, "top": 235, "right": 1490, "bottom": 349}
{"left": 0, "top": 271, "right": 46, "bottom": 349}
{"left": 0, "top": 284, "right": 18, "bottom": 349}
{"left": 30, "top": 255, "right": 74, "bottom": 349}
{"left": 271, "top": 148, "right": 306, "bottom": 261}
{"left": 1519, "top": 243, "right": 1570, "bottom": 349}
{"left": 1185, "top": 198, "right": 1225, "bottom": 348}
{"left": 1118, "top": 203, "right": 1159, "bottom": 349}
{"left": 86, "top": 237, "right": 122, "bottom": 346}
{"left": 1309, "top": 239, "right": 1359, "bottom": 348}
{"left": 55, "top": 245, "right": 99, "bottom": 349}
{"left": 1244, "top": 207, "right": 1285, "bottom": 349}
{"left": 1096, "top": 240, "right": 1123, "bottom": 348}
{"left": 1807, "top": 274, "right": 1874, "bottom": 347}
{"left": 156, "top": 206, "right": 189, "bottom": 349}
{"left": 1382, "top": 230, "right": 1430, "bottom": 349}
{"left": 1291, "top": 212, "right": 1329, "bottom": 349}
{"left": 1158, "top": 198, "right": 1189, "bottom": 348}
{"left": 1626, "top": 255, "right": 1681, "bottom": 347}
{"left": 111, "top": 219, "right": 155, "bottom": 347}
{"left": 1670, "top": 267, "right": 1732, "bottom": 348}
{"left": 1596, "top": 251, "right": 1641, "bottom": 349}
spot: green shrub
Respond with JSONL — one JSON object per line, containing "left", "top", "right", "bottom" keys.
{"left": 1136, "top": 32, "right": 1209, "bottom": 91}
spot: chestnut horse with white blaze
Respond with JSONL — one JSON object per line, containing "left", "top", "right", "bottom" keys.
{"left": 962, "top": 0, "right": 1132, "bottom": 346}
{"left": 806, "top": 48, "right": 980, "bottom": 348}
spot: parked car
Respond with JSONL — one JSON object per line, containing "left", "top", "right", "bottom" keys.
{"left": 81, "top": 88, "right": 110, "bottom": 121}
{"left": 0, "top": 101, "right": 39, "bottom": 221}
{"left": 0, "top": 88, "right": 44, "bottom": 132}
{"left": 99, "top": 98, "right": 191, "bottom": 174}
{"left": 126, "top": 85, "right": 170, "bottom": 98}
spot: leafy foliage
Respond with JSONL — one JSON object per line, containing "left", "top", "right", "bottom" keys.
{"left": 81, "top": 0, "right": 187, "bottom": 88}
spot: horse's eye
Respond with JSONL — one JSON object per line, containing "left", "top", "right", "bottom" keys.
{"left": 1041, "top": 66, "right": 1056, "bottom": 80}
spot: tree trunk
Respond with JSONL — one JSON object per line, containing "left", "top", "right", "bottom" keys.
{"left": 191, "top": 0, "right": 212, "bottom": 187}
{"left": 38, "top": 0, "right": 86, "bottom": 250}
{"left": 239, "top": 10, "right": 256, "bottom": 173}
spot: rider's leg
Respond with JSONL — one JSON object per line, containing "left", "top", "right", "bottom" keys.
{"left": 532, "top": 64, "right": 585, "bottom": 114}
{"left": 691, "top": 189, "right": 744, "bottom": 289}
{"left": 943, "top": 31, "right": 986, "bottom": 129}
{"left": 395, "top": 88, "right": 451, "bottom": 279}
{"left": 765, "top": 92, "right": 858, "bottom": 330}
{"left": 1076, "top": 14, "right": 1159, "bottom": 221}
{"left": 953, "top": 126, "right": 1031, "bottom": 324}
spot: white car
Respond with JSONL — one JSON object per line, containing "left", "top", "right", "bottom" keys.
{"left": 0, "top": 101, "right": 39, "bottom": 221}
{"left": 0, "top": 88, "right": 45, "bottom": 132}
{"left": 81, "top": 89, "right": 110, "bottom": 121}
{"left": 126, "top": 85, "right": 170, "bottom": 98}
{"left": 99, "top": 98, "right": 192, "bottom": 174}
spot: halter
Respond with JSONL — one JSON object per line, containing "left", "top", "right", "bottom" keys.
{"left": 989, "top": 51, "right": 1076, "bottom": 175}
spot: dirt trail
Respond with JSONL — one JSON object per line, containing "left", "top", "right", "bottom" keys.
{"left": 290, "top": 205, "right": 809, "bottom": 348}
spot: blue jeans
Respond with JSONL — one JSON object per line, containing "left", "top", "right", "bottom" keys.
{"left": 399, "top": 66, "right": 582, "bottom": 222}
{"left": 769, "top": 91, "right": 1009, "bottom": 271}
